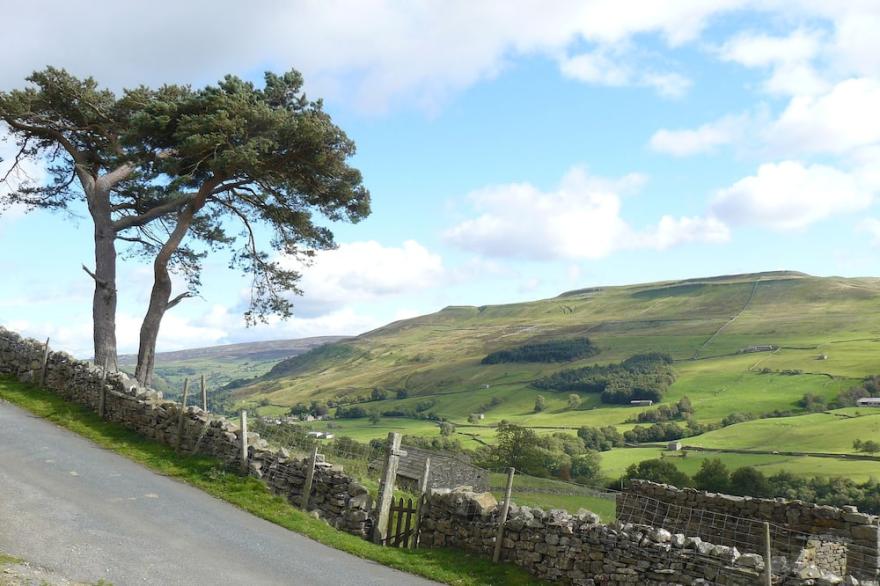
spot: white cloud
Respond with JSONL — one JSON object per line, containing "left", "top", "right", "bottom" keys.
{"left": 639, "top": 215, "right": 730, "bottom": 249}
{"left": 278, "top": 240, "right": 445, "bottom": 317}
{"left": 3, "top": 304, "right": 384, "bottom": 358}
{"left": 649, "top": 114, "right": 747, "bottom": 156}
{"left": 0, "top": 128, "right": 45, "bottom": 231}
{"left": 719, "top": 28, "right": 828, "bottom": 96}
{"left": 766, "top": 78, "right": 880, "bottom": 155}
{"left": 0, "top": 1, "right": 760, "bottom": 111}
{"left": 651, "top": 78, "right": 880, "bottom": 159}
{"left": 445, "top": 166, "right": 726, "bottom": 260}
{"left": 720, "top": 29, "right": 823, "bottom": 68}
{"left": 560, "top": 51, "right": 691, "bottom": 98}
{"left": 711, "top": 161, "right": 873, "bottom": 231}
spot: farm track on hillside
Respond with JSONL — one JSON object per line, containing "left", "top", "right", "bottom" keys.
{"left": 691, "top": 280, "right": 760, "bottom": 360}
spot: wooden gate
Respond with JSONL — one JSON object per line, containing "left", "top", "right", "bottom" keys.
{"left": 386, "top": 497, "right": 418, "bottom": 547}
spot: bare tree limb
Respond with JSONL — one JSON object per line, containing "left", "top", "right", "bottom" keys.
{"left": 81, "top": 264, "right": 112, "bottom": 289}
{"left": 165, "top": 291, "right": 194, "bottom": 310}
{"left": 95, "top": 162, "right": 134, "bottom": 191}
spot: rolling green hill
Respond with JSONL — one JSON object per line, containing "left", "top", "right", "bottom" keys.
{"left": 118, "top": 336, "right": 347, "bottom": 398}
{"left": 229, "top": 271, "right": 880, "bottom": 481}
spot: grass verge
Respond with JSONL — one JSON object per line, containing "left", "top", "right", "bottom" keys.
{"left": 0, "top": 552, "right": 22, "bottom": 566}
{"left": 0, "top": 378, "right": 540, "bottom": 586}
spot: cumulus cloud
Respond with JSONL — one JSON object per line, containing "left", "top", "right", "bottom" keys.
{"left": 649, "top": 114, "right": 748, "bottom": 156}
{"left": 3, "top": 305, "right": 385, "bottom": 358}
{"left": 444, "top": 166, "right": 727, "bottom": 261}
{"left": 710, "top": 161, "right": 874, "bottom": 231}
{"left": 560, "top": 50, "right": 691, "bottom": 98}
{"left": 651, "top": 77, "right": 880, "bottom": 160}
{"left": 718, "top": 28, "right": 828, "bottom": 96}
{"left": 279, "top": 240, "right": 445, "bottom": 317}
{"left": 766, "top": 78, "right": 880, "bottom": 155}
{"left": 0, "top": 0, "right": 765, "bottom": 111}
{"left": 637, "top": 215, "right": 730, "bottom": 249}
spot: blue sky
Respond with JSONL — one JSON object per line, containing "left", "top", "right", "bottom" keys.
{"left": 2, "top": 1, "right": 879, "bottom": 356}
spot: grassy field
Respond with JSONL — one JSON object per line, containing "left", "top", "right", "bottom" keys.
{"left": 687, "top": 408, "right": 880, "bottom": 453}
{"left": 219, "top": 272, "right": 880, "bottom": 488}
{"left": 0, "top": 378, "right": 540, "bottom": 586}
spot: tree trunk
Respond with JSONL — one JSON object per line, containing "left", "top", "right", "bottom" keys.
{"left": 89, "top": 189, "right": 119, "bottom": 371}
{"left": 134, "top": 182, "right": 215, "bottom": 386}
{"left": 134, "top": 262, "right": 172, "bottom": 387}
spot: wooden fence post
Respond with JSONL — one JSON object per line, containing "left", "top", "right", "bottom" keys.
{"left": 98, "top": 356, "right": 109, "bottom": 418}
{"left": 240, "top": 410, "right": 249, "bottom": 475}
{"left": 372, "top": 432, "right": 403, "bottom": 544}
{"left": 39, "top": 337, "right": 50, "bottom": 388}
{"left": 413, "top": 456, "right": 431, "bottom": 548}
{"left": 301, "top": 445, "right": 319, "bottom": 510}
{"left": 200, "top": 374, "right": 207, "bottom": 412}
{"left": 493, "top": 467, "right": 516, "bottom": 563}
{"left": 175, "top": 378, "right": 190, "bottom": 453}
{"left": 764, "top": 521, "right": 773, "bottom": 586}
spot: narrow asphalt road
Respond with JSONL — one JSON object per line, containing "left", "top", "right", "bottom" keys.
{"left": 0, "top": 401, "right": 438, "bottom": 586}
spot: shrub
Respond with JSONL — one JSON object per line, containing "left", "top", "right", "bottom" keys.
{"left": 693, "top": 458, "right": 730, "bottom": 493}
{"left": 534, "top": 395, "right": 547, "bottom": 412}
{"left": 623, "top": 422, "right": 686, "bottom": 443}
{"left": 620, "top": 459, "right": 692, "bottom": 487}
{"left": 730, "top": 466, "right": 770, "bottom": 498}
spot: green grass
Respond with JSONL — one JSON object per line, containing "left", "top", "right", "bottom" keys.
{"left": 0, "top": 552, "right": 22, "bottom": 566}
{"left": 688, "top": 408, "right": 880, "bottom": 453}
{"left": 598, "top": 445, "right": 880, "bottom": 483}
{"left": 0, "top": 378, "right": 540, "bottom": 586}
{"left": 115, "top": 272, "right": 880, "bottom": 497}
{"left": 487, "top": 472, "right": 617, "bottom": 521}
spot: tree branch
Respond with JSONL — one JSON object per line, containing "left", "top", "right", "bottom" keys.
{"left": 166, "top": 291, "right": 194, "bottom": 311}
{"left": 2, "top": 118, "right": 94, "bottom": 191}
{"left": 96, "top": 162, "right": 134, "bottom": 191}
{"left": 112, "top": 194, "right": 194, "bottom": 232}
{"left": 82, "top": 264, "right": 113, "bottom": 290}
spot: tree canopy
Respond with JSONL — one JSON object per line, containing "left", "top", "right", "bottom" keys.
{"left": 0, "top": 68, "right": 370, "bottom": 384}
{"left": 0, "top": 67, "right": 194, "bottom": 368}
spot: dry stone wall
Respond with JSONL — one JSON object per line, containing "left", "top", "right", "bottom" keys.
{"left": 420, "top": 487, "right": 878, "bottom": 585}
{"left": 0, "top": 327, "right": 371, "bottom": 537}
{"left": 621, "top": 480, "right": 880, "bottom": 580}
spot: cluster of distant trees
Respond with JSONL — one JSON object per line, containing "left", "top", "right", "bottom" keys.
{"left": 335, "top": 400, "right": 441, "bottom": 421}
{"left": 480, "top": 423, "right": 602, "bottom": 483}
{"left": 798, "top": 377, "right": 880, "bottom": 412}
{"left": 533, "top": 352, "right": 676, "bottom": 404}
{"left": 853, "top": 439, "right": 880, "bottom": 454}
{"left": 289, "top": 400, "right": 330, "bottom": 417}
{"left": 481, "top": 338, "right": 599, "bottom": 365}
{"left": 618, "top": 458, "right": 880, "bottom": 514}
{"left": 576, "top": 425, "right": 625, "bottom": 451}
{"left": 630, "top": 396, "right": 693, "bottom": 423}
{"left": 402, "top": 434, "right": 464, "bottom": 452}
